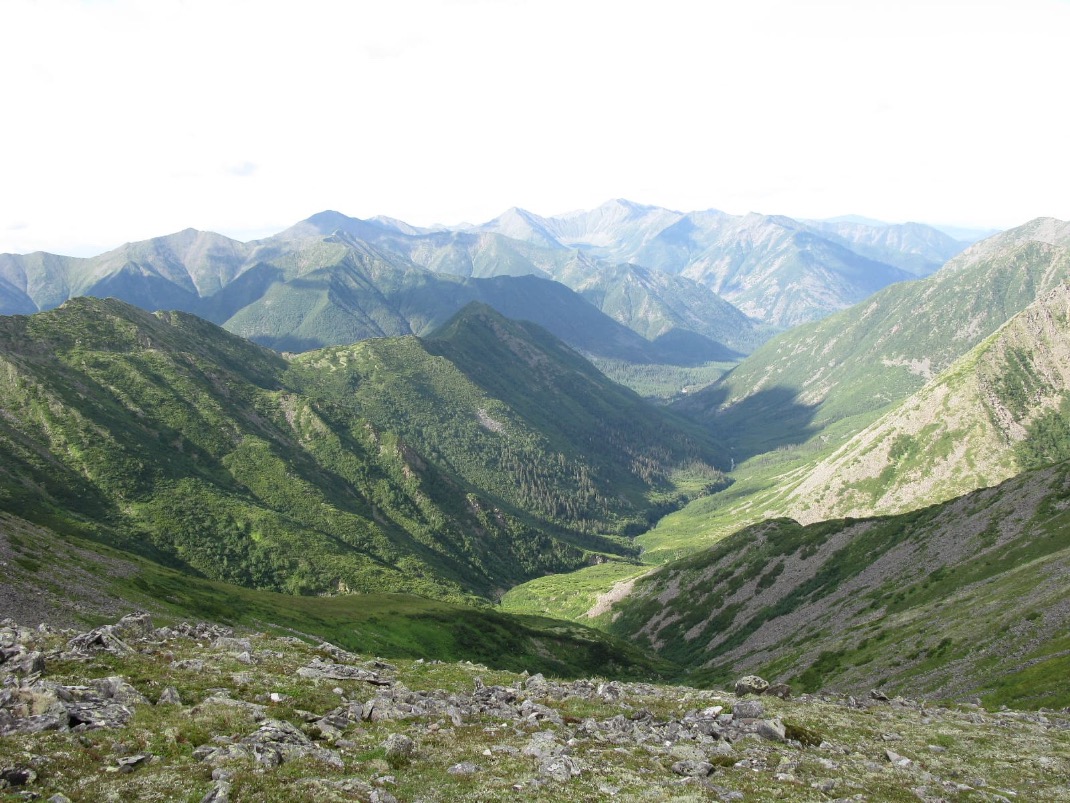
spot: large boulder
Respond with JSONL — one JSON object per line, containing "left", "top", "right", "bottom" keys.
{"left": 734, "top": 675, "right": 770, "bottom": 696}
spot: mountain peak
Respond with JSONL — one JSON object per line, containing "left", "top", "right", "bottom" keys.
{"left": 304, "top": 210, "right": 360, "bottom": 229}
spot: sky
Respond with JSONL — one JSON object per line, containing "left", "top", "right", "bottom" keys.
{"left": 2, "top": 0, "right": 1068, "bottom": 256}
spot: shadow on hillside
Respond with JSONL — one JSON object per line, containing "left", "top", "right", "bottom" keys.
{"left": 250, "top": 334, "right": 328, "bottom": 353}
{"left": 676, "top": 384, "right": 821, "bottom": 463}
{"left": 649, "top": 328, "right": 743, "bottom": 365}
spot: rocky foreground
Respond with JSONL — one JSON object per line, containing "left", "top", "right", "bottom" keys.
{"left": 1, "top": 614, "right": 1068, "bottom": 802}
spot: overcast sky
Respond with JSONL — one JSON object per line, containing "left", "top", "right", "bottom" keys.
{"left": 2, "top": 0, "right": 1068, "bottom": 256}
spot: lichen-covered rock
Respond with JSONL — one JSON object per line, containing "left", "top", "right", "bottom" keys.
{"left": 732, "top": 699, "right": 764, "bottom": 720}
{"left": 381, "top": 733, "right": 414, "bottom": 760}
{"left": 671, "top": 759, "right": 713, "bottom": 777}
{"left": 734, "top": 675, "right": 770, "bottom": 696}
{"left": 539, "top": 754, "right": 583, "bottom": 781}
{"left": 756, "top": 718, "right": 787, "bottom": 742}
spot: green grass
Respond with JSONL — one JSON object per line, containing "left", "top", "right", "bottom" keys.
{"left": 499, "top": 561, "right": 650, "bottom": 620}
{"left": 111, "top": 554, "right": 673, "bottom": 680}
{"left": 588, "top": 358, "right": 735, "bottom": 399}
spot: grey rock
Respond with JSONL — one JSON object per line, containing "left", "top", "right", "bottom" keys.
{"left": 766, "top": 683, "right": 792, "bottom": 700}
{"left": 671, "top": 759, "right": 713, "bottom": 777}
{"left": 447, "top": 761, "right": 481, "bottom": 775}
{"left": 115, "top": 753, "right": 152, "bottom": 773}
{"left": 1, "top": 650, "right": 44, "bottom": 677}
{"left": 669, "top": 743, "right": 706, "bottom": 762}
{"left": 539, "top": 754, "right": 582, "bottom": 781}
{"left": 65, "top": 626, "right": 133, "bottom": 657}
{"left": 734, "top": 675, "right": 769, "bottom": 696}
{"left": 297, "top": 657, "right": 388, "bottom": 684}
{"left": 195, "top": 718, "right": 342, "bottom": 771}
{"left": 112, "top": 612, "right": 154, "bottom": 641}
{"left": 172, "top": 659, "right": 205, "bottom": 671}
{"left": 382, "top": 733, "right": 415, "bottom": 759}
{"left": 757, "top": 718, "right": 787, "bottom": 742}
{"left": 522, "top": 730, "right": 562, "bottom": 760}
{"left": 199, "top": 781, "right": 231, "bottom": 803}
{"left": 197, "top": 694, "right": 267, "bottom": 720}
{"left": 157, "top": 686, "right": 182, "bottom": 706}
{"left": 732, "top": 699, "right": 764, "bottom": 720}
{"left": 885, "top": 749, "right": 913, "bottom": 767}
{"left": 525, "top": 672, "right": 548, "bottom": 691}
{"left": 211, "top": 637, "right": 252, "bottom": 653}
{"left": 67, "top": 701, "right": 135, "bottom": 730}
{"left": 94, "top": 677, "right": 150, "bottom": 706}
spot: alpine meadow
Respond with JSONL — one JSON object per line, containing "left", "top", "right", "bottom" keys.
{"left": 3, "top": 202, "right": 1070, "bottom": 802}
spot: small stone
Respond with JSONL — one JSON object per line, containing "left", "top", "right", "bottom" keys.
{"left": 870, "top": 689, "right": 890, "bottom": 701}
{"left": 766, "top": 683, "right": 792, "bottom": 699}
{"left": 447, "top": 761, "right": 481, "bottom": 775}
{"left": 885, "top": 749, "right": 913, "bottom": 767}
{"left": 157, "top": 687, "right": 182, "bottom": 706}
{"left": 671, "top": 759, "right": 713, "bottom": 777}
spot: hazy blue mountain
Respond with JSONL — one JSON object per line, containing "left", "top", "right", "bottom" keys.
{"left": 0, "top": 225, "right": 741, "bottom": 364}
{"left": 280, "top": 211, "right": 764, "bottom": 358}
{"left": 803, "top": 219, "right": 967, "bottom": 276}
{"left": 470, "top": 201, "right": 968, "bottom": 327}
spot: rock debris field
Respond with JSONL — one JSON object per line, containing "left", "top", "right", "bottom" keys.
{"left": 1, "top": 614, "right": 1068, "bottom": 802}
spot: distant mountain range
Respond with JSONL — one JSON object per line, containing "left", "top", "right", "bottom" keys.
{"left": 0, "top": 200, "right": 981, "bottom": 367}
{"left": 469, "top": 199, "right": 974, "bottom": 327}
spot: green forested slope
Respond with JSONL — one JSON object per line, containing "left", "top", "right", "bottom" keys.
{"left": 0, "top": 298, "right": 723, "bottom": 603}
{"left": 679, "top": 218, "right": 1070, "bottom": 458}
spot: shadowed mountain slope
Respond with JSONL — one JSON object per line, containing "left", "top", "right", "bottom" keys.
{"left": 678, "top": 217, "right": 1070, "bottom": 454}
{"left": 0, "top": 298, "right": 723, "bottom": 602}
{"left": 778, "top": 282, "right": 1070, "bottom": 523}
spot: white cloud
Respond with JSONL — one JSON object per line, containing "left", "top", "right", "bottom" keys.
{"left": 1, "top": 0, "right": 1067, "bottom": 255}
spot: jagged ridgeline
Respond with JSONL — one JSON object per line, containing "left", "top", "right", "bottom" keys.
{"left": 0, "top": 298, "right": 724, "bottom": 601}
